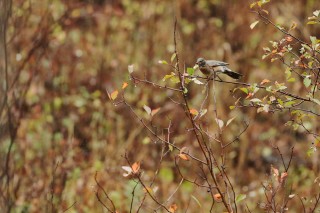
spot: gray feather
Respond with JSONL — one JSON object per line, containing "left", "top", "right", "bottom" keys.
{"left": 206, "top": 60, "right": 229, "bottom": 67}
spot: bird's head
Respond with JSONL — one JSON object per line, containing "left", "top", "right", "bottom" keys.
{"left": 196, "top": 58, "right": 206, "bottom": 67}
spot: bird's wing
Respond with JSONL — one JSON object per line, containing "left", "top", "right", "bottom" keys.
{"left": 206, "top": 60, "right": 229, "bottom": 67}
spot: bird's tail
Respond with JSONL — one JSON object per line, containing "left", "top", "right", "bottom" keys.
{"left": 223, "top": 67, "right": 242, "bottom": 79}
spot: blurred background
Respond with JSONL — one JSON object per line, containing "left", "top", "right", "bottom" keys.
{"left": 0, "top": 0, "right": 319, "bottom": 212}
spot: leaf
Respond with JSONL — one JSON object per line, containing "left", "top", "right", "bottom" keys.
{"left": 249, "top": 2, "right": 256, "bottom": 8}
{"left": 192, "top": 78, "right": 203, "bottom": 85}
{"left": 214, "top": 193, "right": 222, "bottom": 201}
{"left": 169, "top": 204, "right": 178, "bottom": 213}
{"left": 289, "top": 22, "right": 297, "bottom": 31}
{"left": 163, "top": 73, "right": 175, "bottom": 81}
{"left": 151, "top": 108, "right": 161, "bottom": 116}
{"left": 143, "top": 105, "right": 152, "bottom": 115}
{"left": 289, "top": 194, "right": 296, "bottom": 199}
{"left": 189, "top": 109, "right": 199, "bottom": 116}
{"left": 191, "top": 195, "right": 202, "bottom": 207}
{"left": 284, "top": 101, "right": 295, "bottom": 108}
{"left": 178, "top": 153, "right": 189, "bottom": 161}
{"left": 287, "top": 77, "right": 296, "bottom": 82}
{"left": 310, "top": 36, "right": 317, "bottom": 48}
{"left": 229, "top": 105, "right": 235, "bottom": 110}
{"left": 313, "top": 10, "right": 320, "bottom": 17}
{"left": 311, "top": 98, "right": 320, "bottom": 105}
{"left": 246, "top": 93, "right": 253, "bottom": 99}
{"left": 250, "top": 98, "right": 262, "bottom": 103}
{"left": 303, "top": 77, "right": 311, "bottom": 88}
{"left": 199, "top": 109, "right": 207, "bottom": 118}
{"left": 122, "top": 82, "right": 128, "bottom": 89}
{"left": 240, "top": 87, "right": 249, "bottom": 94}
{"left": 110, "top": 90, "right": 118, "bottom": 100}
{"left": 280, "top": 172, "right": 288, "bottom": 183}
{"left": 170, "top": 76, "right": 180, "bottom": 84}
{"left": 131, "top": 162, "right": 140, "bottom": 174}
{"left": 307, "top": 21, "right": 318, "bottom": 25}
{"left": 170, "top": 53, "right": 177, "bottom": 62}
{"left": 215, "top": 118, "right": 224, "bottom": 129}
{"left": 226, "top": 116, "right": 236, "bottom": 126}
{"left": 250, "top": 20, "right": 259, "bottom": 29}
{"left": 158, "top": 60, "right": 168, "bottom": 64}
{"left": 260, "top": 79, "right": 270, "bottom": 85}
{"left": 122, "top": 166, "right": 132, "bottom": 177}
{"left": 128, "top": 64, "right": 134, "bottom": 73}
{"left": 187, "top": 67, "right": 195, "bottom": 75}
{"left": 236, "top": 194, "right": 247, "bottom": 203}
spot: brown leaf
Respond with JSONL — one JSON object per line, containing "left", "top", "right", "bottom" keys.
{"left": 260, "top": 79, "right": 271, "bottom": 85}
{"left": 245, "top": 93, "right": 253, "bottom": 99}
{"left": 122, "top": 82, "right": 128, "bottom": 89}
{"left": 131, "top": 162, "right": 140, "bottom": 174}
{"left": 214, "top": 193, "right": 222, "bottom": 201}
{"left": 189, "top": 109, "right": 199, "bottom": 116}
{"left": 151, "top": 108, "right": 161, "bottom": 117}
{"left": 178, "top": 153, "right": 189, "bottom": 161}
{"left": 280, "top": 172, "right": 288, "bottom": 183}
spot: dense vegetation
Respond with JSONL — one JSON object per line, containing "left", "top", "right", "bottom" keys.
{"left": 0, "top": 0, "right": 320, "bottom": 212}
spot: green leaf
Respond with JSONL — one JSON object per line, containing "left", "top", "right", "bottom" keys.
{"left": 170, "top": 76, "right": 180, "bottom": 84}
{"left": 310, "top": 36, "right": 318, "bottom": 48}
{"left": 199, "top": 109, "right": 207, "bottom": 118}
{"left": 240, "top": 87, "right": 249, "bottom": 94}
{"left": 183, "top": 87, "right": 188, "bottom": 94}
{"left": 303, "top": 77, "right": 311, "bottom": 88}
{"left": 236, "top": 194, "right": 247, "bottom": 203}
{"left": 191, "top": 195, "right": 202, "bottom": 207}
{"left": 162, "top": 73, "right": 175, "bottom": 81}
{"left": 170, "top": 53, "right": 177, "bottom": 62}
{"left": 250, "top": 20, "right": 259, "bottom": 29}
{"left": 158, "top": 60, "right": 168, "bottom": 64}
{"left": 168, "top": 144, "right": 173, "bottom": 152}
{"left": 250, "top": 98, "right": 262, "bottom": 103}
{"left": 229, "top": 105, "right": 235, "bottom": 110}
{"left": 187, "top": 67, "right": 195, "bottom": 75}
{"left": 284, "top": 101, "right": 295, "bottom": 108}
{"left": 287, "top": 78, "right": 296, "bottom": 82}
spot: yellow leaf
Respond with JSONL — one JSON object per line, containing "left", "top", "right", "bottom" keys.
{"left": 110, "top": 90, "right": 118, "bottom": 100}
{"left": 122, "top": 82, "right": 128, "bottom": 89}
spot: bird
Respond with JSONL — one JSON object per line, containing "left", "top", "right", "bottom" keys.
{"left": 196, "top": 58, "right": 242, "bottom": 80}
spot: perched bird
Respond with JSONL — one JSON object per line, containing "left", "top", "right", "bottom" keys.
{"left": 196, "top": 58, "right": 242, "bottom": 79}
